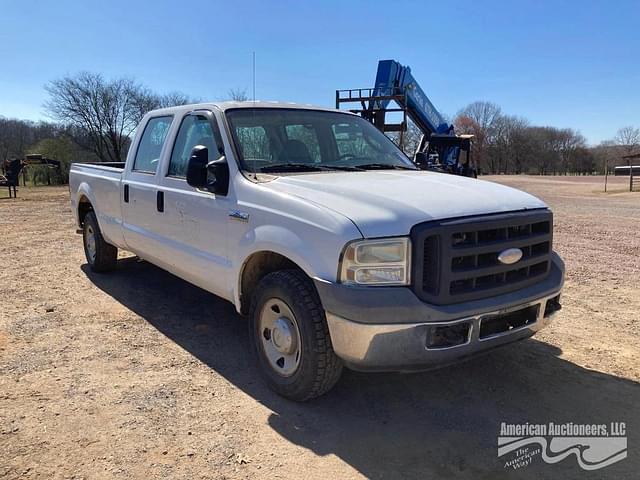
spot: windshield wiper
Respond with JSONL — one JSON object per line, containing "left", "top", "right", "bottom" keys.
{"left": 260, "top": 163, "right": 326, "bottom": 173}
{"left": 322, "top": 165, "right": 365, "bottom": 171}
{"left": 260, "top": 163, "right": 366, "bottom": 173}
{"left": 354, "top": 163, "right": 417, "bottom": 171}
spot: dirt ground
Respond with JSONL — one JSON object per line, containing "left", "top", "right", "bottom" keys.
{"left": 1, "top": 175, "right": 638, "bottom": 479}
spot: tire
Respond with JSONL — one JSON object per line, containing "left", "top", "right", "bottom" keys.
{"left": 249, "top": 269, "right": 343, "bottom": 401}
{"left": 83, "top": 211, "right": 118, "bottom": 273}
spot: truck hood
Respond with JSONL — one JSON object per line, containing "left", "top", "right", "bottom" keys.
{"left": 267, "top": 171, "right": 547, "bottom": 237}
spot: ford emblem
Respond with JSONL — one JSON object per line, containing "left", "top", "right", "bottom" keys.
{"left": 498, "top": 248, "right": 523, "bottom": 265}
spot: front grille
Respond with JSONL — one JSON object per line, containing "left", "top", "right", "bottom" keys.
{"left": 412, "top": 210, "right": 553, "bottom": 305}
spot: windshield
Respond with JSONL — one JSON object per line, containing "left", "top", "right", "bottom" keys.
{"left": 225, "top": 108, "right": 416, "bottom": 173}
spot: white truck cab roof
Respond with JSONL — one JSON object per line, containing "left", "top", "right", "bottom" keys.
{"left": 147, "top": 101, "right": 354, "bottom": 117}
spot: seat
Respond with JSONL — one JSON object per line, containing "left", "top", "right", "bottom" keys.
{"left": 278, "top": 139, "right": 313, "bottom": 163}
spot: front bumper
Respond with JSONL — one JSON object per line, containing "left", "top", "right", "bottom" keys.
{"left": 314, "top": 253, "right": 564, "bottom": 371}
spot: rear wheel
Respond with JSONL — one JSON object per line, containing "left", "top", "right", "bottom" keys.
{"left": 250, "top": 269, "right": 343, "bottom": 401}
{"left": 83, "top": 211, "right": 117, "bottom": 272}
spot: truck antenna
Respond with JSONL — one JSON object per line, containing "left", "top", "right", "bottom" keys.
{"left": 252, "top": 51, "right": 258, "bottom": 180}
{"left": 252, "top": 51, "right": 256, "bottom": 104}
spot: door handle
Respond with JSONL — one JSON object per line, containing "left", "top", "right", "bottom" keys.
{"left": 157, "top": 191, "right": 164, "bottom": 212}
{"left": 123, "top": 184, "right": 129, "bottom": 203}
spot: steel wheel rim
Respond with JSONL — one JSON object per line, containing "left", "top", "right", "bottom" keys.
{"left": 258, "top": 298, "right": 301, "bottom": 377}
{"left": 85, "top": 225, "right": 97, "bottom": 263}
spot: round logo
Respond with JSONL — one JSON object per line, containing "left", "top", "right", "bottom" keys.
{"left": 498, "top": 248, "right": 523, "bottom": 265}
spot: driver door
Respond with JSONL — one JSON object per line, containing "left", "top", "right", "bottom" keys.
{"left": 155, "top": 110, "right": 232, "bottom": 297}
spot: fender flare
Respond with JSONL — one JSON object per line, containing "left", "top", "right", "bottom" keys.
{"left": 75, "top": 182, "right": 98, "bottom": 227}
{"left": 233, "top": 224, "right": 318, "bottom": 312}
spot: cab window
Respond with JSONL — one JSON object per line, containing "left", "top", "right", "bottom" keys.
{"left": 168, "top": 114, "right": 221, "bottom": 178}
{"left": 132, "top": 116, "right": 173, "bottom": 174}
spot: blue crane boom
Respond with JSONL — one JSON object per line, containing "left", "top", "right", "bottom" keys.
{"left": 336, "top": 59, "right": 476, "bottom": 177}
{"left": 373, "top": 59, "right": 452, "bottom": 136}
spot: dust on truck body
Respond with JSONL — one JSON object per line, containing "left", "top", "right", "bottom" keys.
{"left": 69, "top": 102, "right": 564, "bottom": 401}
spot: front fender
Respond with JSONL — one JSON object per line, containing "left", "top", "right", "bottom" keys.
{"left": 232, "top": 225, "right": 315, "bottom": 311}
{"left": 237, "top": 224, "right": 315, "bottom": 277}
{"left": 232, "top": 223, "right": 359, "bottom": 313}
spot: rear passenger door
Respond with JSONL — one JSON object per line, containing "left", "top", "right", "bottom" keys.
{"left": 122, "top": 115, "right": 174, "bottom": 261}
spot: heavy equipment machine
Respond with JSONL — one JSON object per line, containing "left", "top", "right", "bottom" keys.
{"left": 336, "top": 59, "right": 476, "bottom": 177}
{"left": 0, "top": 154, "right": 61, "bottom": 197}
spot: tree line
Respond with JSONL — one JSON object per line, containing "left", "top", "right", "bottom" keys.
{"left": 397, "top": 101, "right": 638, "bottom": 175}
{"left": 451, "top": 101, "right": 638, "bottom": 175}
{"left": 1, "top": 73, "right": 638, "bottom": 185}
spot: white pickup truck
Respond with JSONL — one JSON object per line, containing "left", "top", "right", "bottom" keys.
{"left": 69, "top": 102, "right": 564, "bottom": 400}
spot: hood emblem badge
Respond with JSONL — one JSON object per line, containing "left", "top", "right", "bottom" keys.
{"left": 498, "top": 248, "right": 523, "bottom": 265}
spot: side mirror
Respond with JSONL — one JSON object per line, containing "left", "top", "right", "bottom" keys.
{"left": 186, "top": 146, "right": 208, "bottom": 188}
{"left": 186, "top": 146, "right": 230, "bottom": 195}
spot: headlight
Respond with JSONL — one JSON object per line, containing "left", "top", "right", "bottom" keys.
{"left": 339, "top": 238, "right": 411, "bottom": 286}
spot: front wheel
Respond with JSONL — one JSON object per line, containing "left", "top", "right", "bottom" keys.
{"left": 250, "top": 269, "right": 343, "bottom": 401}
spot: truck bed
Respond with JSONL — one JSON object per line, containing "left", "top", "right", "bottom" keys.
{"left": 69, "top": 162, "right": 125, "bottom": 245}
{"left": 72, "top": 161, "right": 126, "bottom": 171}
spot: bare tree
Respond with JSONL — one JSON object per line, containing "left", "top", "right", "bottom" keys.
{"left": 455, "top": 101, "right": 503, "bottom": 173}
{"left": 459, "top": 101, "right": 502, "bottom": 132}
{"left": 490, "top": 115, "right": 530, "bottom": 174}
{"left": 557, "top": 128, "right": 586, "bottom": 174}
{"left": 45, "top": 72, "right": 192, "bottom": 163}
{"left": 130, "top": 89, "right": 196, "bottom": 121}
{"left": 614, "top": 126, "right": 640, "bottom": 155}
{"left": 45, "top": 73, "right": 140, "bottom": 162}
{"left": 593, "top": 140, "right": 624, "bottom": 174}
{"left": 158, "top": 91, "right": 195, "bottom": 108}
{"left": 228, "top": 88, "right": 248, "bottom": 102}
{"left": 509, "top": 122, "right": 536, "bottom": 174}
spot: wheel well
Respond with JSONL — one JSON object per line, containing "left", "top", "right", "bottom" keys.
{"left": 239, "top": 251, "right": 302, "bottom": 315}
{"left": 78, "top": 196, "right": 93, "bottom": 226}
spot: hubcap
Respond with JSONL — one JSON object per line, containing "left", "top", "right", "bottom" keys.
{"left": 258, "top": 298, "right": 301, "bottom": 377}
{"left": 85, "top": 225, "right": 97, "bottom": 263}
{"left": 272, "top": 317, "right": 297, "bottom": 354}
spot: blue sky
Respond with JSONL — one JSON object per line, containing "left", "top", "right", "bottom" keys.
{"left": 1, "top": 0, "right": 638, "bottom": 144}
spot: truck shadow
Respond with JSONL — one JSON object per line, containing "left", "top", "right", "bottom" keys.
{"left": 83, "top": 260, "right": 639, "bottom": 479}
